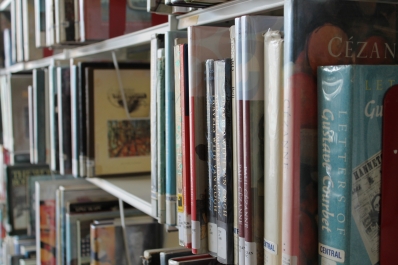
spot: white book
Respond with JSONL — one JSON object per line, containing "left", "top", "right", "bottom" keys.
{"left": 34, "top": 0, "right": 46, "bottom": 47}
{"left": 45, "top": 0, "right": 55, "bottom": 46}
{"left": 10, "top": 0, "right": 17, "bottom": 63}
{"left": 263, "top": 30, "right": 284, "bottom": 265}
{"left": 23, "top": 0, "right": 43, "bottom": 61}
{"left": 15, "top": 0, "right": 24, "bottom": 62}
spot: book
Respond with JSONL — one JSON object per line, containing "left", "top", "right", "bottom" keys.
{"left": 70, "top": 65, "right": 80, "bottom": 177}
{"left": 180, "top": 42, "right": 191, "bottom": 249}
{"left": 229, "top": 24, "right": 239, "bottom": 265}
{"left": 10, "top": 0, "right": 17, "bottom": 63}
{"left": 45, "top": 0, "right": 55, "bottom": 46}
{"left": 85, "top": 64, "right": 151, "bottom": 177}
{"left": 6, "top": 164, "right": 51, "bottom": 235}
{"left": 263, "top": 30, "right": 283, "bottom": 265}
{"left": 188, "top": 25, "right": 231, "bottom": 254}
{"left": 159, "top": 248, "right": 193, "bottom": 265}
{"left": 49, "top": 66, "right": 60, "bottom": 172}
{"left": 214, "top": 58, "right": 233, "bottom": 265}
{"left": 240, "top": 15, "right": 283, "bottom": 265}
{"left": 380, "top": 85, "right": 398, "bottom": 264}
{"left": 34, "top": 0, "right": 46, "bottom": 47}
{"left": 150, "top": 34, "right": 164, "bottom": 218}
{"left": 205, "top": 59, "right": 217, "bottom": 258}
{"left": 55, "top": 0, "right": 75, "bottom": 44}
{"left": 35, "top": 178, "right": 83, "bottom": 265}
{"left": 0, "top": 11, "right": 11, "bottom": 67}
{"left": 141, "top": 247, "right": 187, "bottom": 265}
{"left": 15, "top": 0, "right": 24, "bottom": 62}
{"left": 156, "top": 48, "right": 166, "bottom": 224}
{"left": 165, "top": 31, "right": 187, "bottom": 227}
{"left": 57, "top": 67, "right": 72, "bottom": 175}
{"left": 22, "top": 0, "right": 44, "bottom": 61}
{"left": 89, "top": 215, "right": 163, "bottom": 265}
{"left": 33, "top": 69, "right": 48, "bottom": 164}
{"left": 28, "top": 86, "right": 35, "bottom": 164}
{"left": 234, "top": 18, "right": 245, "bottom": 265}
{"left": 283, "top": 1, "right": 398, "bottom": 264}
{"left": 317, "top": 65, "right": 397, "bottom": 265}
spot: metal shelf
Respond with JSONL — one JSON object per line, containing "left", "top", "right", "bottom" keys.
{"left": 0, "top": 0, "right": 11, "bottom": 11}
{"left": 87, "top": 175, "right": 153, "bottom": 218}
{"left": 177, "top": 0, "right": 284, "bottom": 29}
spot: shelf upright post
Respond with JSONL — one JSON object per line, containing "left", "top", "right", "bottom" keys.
{"left": 168, "top": 15, "right": 178, "bottom": 31}
{"left": 119, "top": 198, "right": 133, "bottom": 265}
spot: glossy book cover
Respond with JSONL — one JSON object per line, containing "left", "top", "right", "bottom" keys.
{"left": 317, "top": 65, "right": 398, "bottom": 265}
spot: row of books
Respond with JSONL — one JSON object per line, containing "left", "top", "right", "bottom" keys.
{"left": 0, "top": 61, "right": 153, "bottom": 178}
{"left": 150, "top": 0, "right": 398, "bottom": 264}
{"left": 2, "top": 165, "right": 164, "bottom": 265}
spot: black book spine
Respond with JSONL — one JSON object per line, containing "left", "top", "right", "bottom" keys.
{"left": 215, "top": 58, "right": 233, "bottom": 264}
{"left": 206, "top": 59, "right": 218, "bottom": 257}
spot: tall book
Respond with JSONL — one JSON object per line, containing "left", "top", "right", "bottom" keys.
{"left": 240, "top": 16, "right": 283, "bottom": 265}
{"left": 188, "top": 25, "right": 231, "bottom": 254}
{"left": 22, "top": 0, "right": 44, "bottom": 61}
{"left": 6, "top": 164, "right": 51, "bottom": 235}
{"left": 34, "top": 0, "right": 46, "bottom": 47}
{"left": 214, "top": 58, "right": 233, "bottom": 265}
{"left": 45, "top": 0, "right": 55, "bottom": 46}
{"left": 229, "top": 24, "right": 238, "bottom": 265}
{"left": 70, "top": 65, "right": 80, "bottom": 177}
{"left": 180, "top": 42, "right": 191, "bottom": 249}
{"left": 165, "top": 31, "right": 187, "bottom": 227}
{"left": 49, "top": 66, "right": 60, "bottom": 172}
{"left": 317, "top": 65, "right": 397, "bottom": 265}
{"left": 205, "top": 59, "right": 217, "bottom": 257}
{"left": 57, "top": 67, "right": 72, "bottom": 175}
{"left": 234, "top": 18, "right": 245, "bottom": 265}
{"left": 283, "top": 1, "right": 398, "bottom": 264}
{"left": 156, "top": 48, "right": 166, "bottom": 224}
{"left": 55, "top": 0, "right": 75, "bottom": 44}
{"left": 33, "top": 69, "right": 48, "bottom": 164}
{"left": 150, "top": 34, "right": 164, "bottom": 218}
{"left": 28, "top": 85, "right": 35, "bottom": 164}
{"left": 263, "top": 30, "right": 284, "bottom": 265}
{"left": 380, "top": 84, "right": 398, "bottom": 264}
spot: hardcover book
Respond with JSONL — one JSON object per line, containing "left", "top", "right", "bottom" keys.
{"left": 141, "top": 247, "right": 187, "bottom": 265}
{"left": 159, "top": 248, "right": 193, "bottom": 265}
{"left": 33, "top": 69, "right": 48, "bottom": 164}
{"left": 317, "top": 65, "right": 398, "bottom": 265}
{"left": 156, "top": 48, "right": 166, "bottom": 224}
{"left": 34, "top": 0, "right": 46, "bottom": 47}
{"left": 150, "top": 34, "right": 164, "bottom": 218}
{"left": 214, "top": 58, "right": 233, "bottom": 265}
{"left": 205, "top": 59, "right": 217, "bottom": 258}
{"left": 49, "top": 66, "right": 60, "bottom": 172}
{"left": 85, "top": 64, "right": 150, "bottom": 177}
{"left": 57, "top": 67, "right": 72, "bottom": 175}
{"left": 283, "top": 1, "right": 398, "bottom": 264}
{"left": 6, "top": 164, "right": 51, "bottom": 235}
{"left": 168, "top": 254, "right": 216, "bottom": 265}
{"left": 22, "top": 0, "right": 44, "bottom": 61}
{"left": 70, "top": 65, "right": 80, "bottom": 177}
{"left": 55, "top": 0, "right": 75, "bottom": 44}
{"left": 165, "top": 31, "right": 187, "bottom": 227}
{"left": 263, "top": 30, "right": 284, "bottom": 265}
{"left": 188, "top": 25, "right": 231, "bottom": 254}
{"left": 240, "top": 15, "right": 283, "bottom": 265}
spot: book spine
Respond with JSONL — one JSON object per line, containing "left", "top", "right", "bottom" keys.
{"left": 230, "top": 24, "right": 238, "bottom": 265}
{"left": 157, "top": 48, "right": 166, "bottom": 224}
{"left": 63, "top": 0, "right": 75, "bottom": 42}
{"left": 180, "top": 43, "right": 192, "bottom": 248}
{"left": 206, "top": 59, "right": 218, "bottom": 257}
{"left": 215, "top": 59, "right": 234, "bottom": 265}
{"left": 242, "top": 16, "right": 265, "bottom": 265}
{"left": 165, "top": 33, "right": 177, "bottom": 227}
{"left": 28, "top": 85, "right": 35, "bottom": 164}
{"left": 175, "top": 44, "right": 185, "bottom": 245}
{"left": 263, "top": 31, "right": 284, "bottom": 265}
{"left": 235, "top": 18, "right": 245, "bottom": 265}
{"left": 150, "top": 35, "right": 160, "bottom": 218}
{"left": 165, "top": 31, "right": 187, "bottom": 226}
{"left": 70, "top": 65, "right": 79, "bottom": 177}
{"left": 317, "top": 66, "right": 353, "bottom": 265}
{"left": 57, "top": 68, "right": 64, "bottom": 175}
{"left": 45, "top": 0, "right": 54, "bottom": 46}
{"left": 16, "top": 0, "right": 24, "bottom": 62}
{"left": 49, "top": 66, "right": 59, "bottom": 172}
{"left": 10, "top": 0, "right": 17, "bottom": 64}
{"left": 34, "top": 69, "right": 47, "bottom": 164}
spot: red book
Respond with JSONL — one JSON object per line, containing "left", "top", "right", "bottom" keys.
{"left": 180, "top": 43, "right": 192, "bottom": 249}
{"left": 380, "top": 84, "right": 398, "bottom": 264}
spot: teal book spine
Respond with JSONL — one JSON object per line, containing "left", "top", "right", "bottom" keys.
{"left": 318, "top": 65, "right": 398, "bottom": 265}
{"left": 165, "top": 31, "right": 187, "bottom": 226}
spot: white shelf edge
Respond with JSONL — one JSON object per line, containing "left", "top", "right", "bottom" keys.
{"left": 87, "top": 176, "right": 154, "bottom": 218}
{"left": 177, "top": 0, "right": 284, "bottom": 29}
{"left": 0, "top": 0, "right": 11, "bottom": 11}
{"left": 68, "top": 23, "right": 170, "bottom": 59}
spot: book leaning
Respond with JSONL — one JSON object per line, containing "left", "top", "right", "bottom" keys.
{"left": 317, "top": 65, "right": 398, "bottom": 265}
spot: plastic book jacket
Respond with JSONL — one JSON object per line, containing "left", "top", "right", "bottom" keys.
{"left": 283, "top": 1, "right": 398, "bottom": 264}
{"left": 317, "top": 65, "right": 398, "bottom": 265}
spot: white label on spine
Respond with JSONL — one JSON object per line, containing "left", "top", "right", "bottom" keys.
{"left": 208, "top": 222, "right": 217, "bottom": 253}
{"left": 245, "top": 241, "right": 257, "bottom": 265}
{"left": 184, "top": 214, "right": 192, "bottom": 245}
{"left": 192, "top": 220, "right": 200, "bottom": 250}
{"left": 239, "top": 237, "right": 245, "bottom": 265}
{"left": 282, "top": 253, "right": 298, "bottom": 265}
{"left": 217, "top": 227, "right": 227, "bottom": 259}
{"left": 178, "top": 213, "right": 185, "bottom": 246}
{"left": 264, "top": 239, "right": 277, "bottom": 255}
{"left": 318, "top": 243, "right": 345, "bottom": 263}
